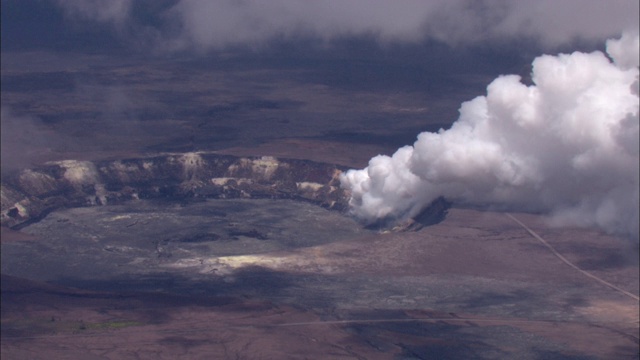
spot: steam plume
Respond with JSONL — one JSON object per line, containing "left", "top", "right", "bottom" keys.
{"left": 340, "top": 32, "right": 640, "bottom": 239}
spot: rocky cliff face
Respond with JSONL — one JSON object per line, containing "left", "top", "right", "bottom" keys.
{"left": 1, "top": 153, "right": 347, "bottom": 229}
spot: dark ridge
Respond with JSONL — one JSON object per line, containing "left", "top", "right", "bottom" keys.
{"left": 364, "top": 197, "right": 450, "bottom": 232}
{"left": 412, "top": 197, "right": 451, "bottom": 228}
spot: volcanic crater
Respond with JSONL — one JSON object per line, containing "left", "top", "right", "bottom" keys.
{"left": 1, "top": 152, "right": 349, "bottom": 228}
{"left": 1, "top": 153, "right": 385, "bottom": 286}
{"left": 1, "top": 153, "right": 638, "bottom": 359}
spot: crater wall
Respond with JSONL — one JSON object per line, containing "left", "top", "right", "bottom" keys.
{"left": 1, "top": 153, "right": 347, "bottom": 229}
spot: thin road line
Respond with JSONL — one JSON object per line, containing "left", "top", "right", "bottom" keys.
{"left": 270, "top": 317, "right": 567, "bottom": 327}
{"left": 505, "top": 213, "right": 639, "bottom": 302}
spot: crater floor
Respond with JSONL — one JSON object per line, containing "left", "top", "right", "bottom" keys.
{"left": 2, "top": 198, "right": 370, "bottom": 287}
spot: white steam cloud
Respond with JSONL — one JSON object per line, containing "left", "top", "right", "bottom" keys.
{"left": 340, "top": 32, "right": 640, "bottom": 240}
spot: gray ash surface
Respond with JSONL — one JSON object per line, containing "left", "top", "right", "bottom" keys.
{"left": 2, "top": 198, "right": 370, "bottom": 287}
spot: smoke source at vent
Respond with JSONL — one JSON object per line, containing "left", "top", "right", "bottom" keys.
{"left": 340, "top": 32, "right": 640, "bottom": 240}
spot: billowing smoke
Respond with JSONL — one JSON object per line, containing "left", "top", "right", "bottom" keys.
{"left": 340, "top": 32, "right": 640, "bottom": 240}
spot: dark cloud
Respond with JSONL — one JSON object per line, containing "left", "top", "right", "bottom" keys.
{"left": 54, "top": 0, "right": 133, "bottom": 24}
{"left": 3, "top": 0, "right": 638, "bottom": 53}
{"left": 169, "top": 0, "right": 638, "bottom": 50}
